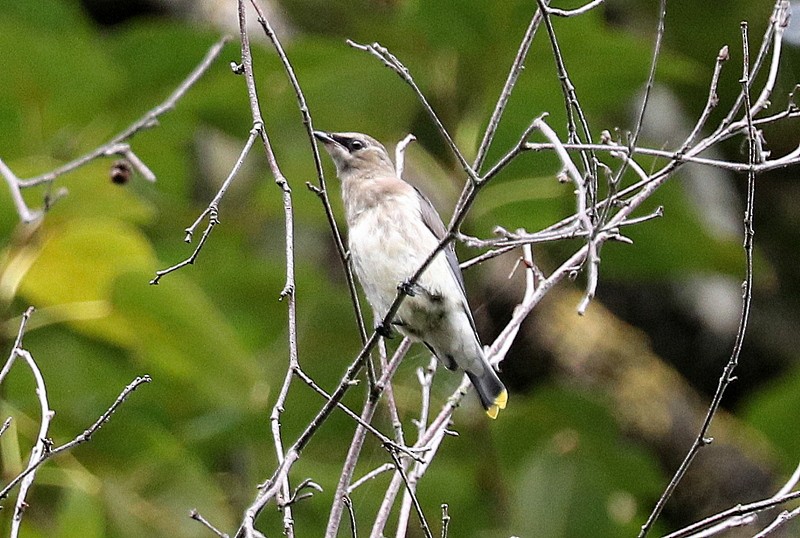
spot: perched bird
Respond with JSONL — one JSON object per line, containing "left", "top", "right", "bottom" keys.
{"left": 314, "top": 130, "right": 508, "bottom": 418}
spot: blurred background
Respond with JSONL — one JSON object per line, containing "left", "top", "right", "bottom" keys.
{"left": 1, "top": 0, "right": 799, "bottom": 536}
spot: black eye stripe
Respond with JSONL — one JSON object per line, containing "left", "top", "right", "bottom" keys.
{"left": 330, "top": 134, "right": 367, "bottom": 153}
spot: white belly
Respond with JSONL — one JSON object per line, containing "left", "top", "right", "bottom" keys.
{"left": 347, "top": 197, "right": 484, "bottom": 374}
{"left": 348, "top": 199, "right": 459, "bottom": 328}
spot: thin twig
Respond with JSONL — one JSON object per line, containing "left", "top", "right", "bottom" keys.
{"left": 523, "top": 136, "right": 800, "bottom": 173}
{"left": 548, "top": 0, "right": 605, "bottom": 17}
{"left": 536, "top": 0, "right": 597, "bottom": 194}
{"left": 293, "top": 366, "right": 418, "bottom": 459}
{"left": 235, "top": 1, "right": 302, "bottom": 535}
{"left": 681, "top": 460, "right": 800, "bottom": 537}
{"left": 713, "top": 0, "right": 788, "bottom": 136}
{"left": 0, "top": 375, "right": 151, "bottom": 502}
{"left": 379, "top": 338, "right": 408, "bottom": 448}
{"left": 637, "top": 21, "right": 759, "bottom": 538}
{"left": 752, "top": 506, "right": 800, "bottom": 538}
{"left": 324, "top": 397, "right": 380, "bottom": 537}
{"left": 388, "top": 449, "right": 434, "bottom": 538}
{"left": 343, "top": 496, "right": 358, "bottom": 538}
{"left": 623, "top": 0, "right": 667, "bottom": 175}
{"left": 347, "top": 40, "right": 479, "bottom": 188}
{"left": 323, "top": 338, "right": 414, "bottom": 537}
{"left": 0, "top": 306, "right": 35, "bottom": 384}
{"left": 531, "top": 116, "right": 598, "bottom": 313}
{"left": 472, "top": 3, "right": 548, "bottom": 175}
{"left": 395, "top": 133, "right": 417, "bottom": 178}
{"left": 10, "top": 348, "right": 52, "bottom": 538}
{"left": 0, "top": 417, "right": 12, "bottom": 438}
{"left": 664, "top": 490, "right": 800, "bottom": 538}
{"left": 0, "top": 38, "right": 228, "bottom": 223}
{"left": 0, "top": 160, "right": 41, "bottom": 223}
{"left": 748, "top": 1, "right": 791, "bottom": 118}
{"left": 395, "top": 356, "right": 437, "bottom": 538}
{"left": 151, "top": 125, "right": 261, "bottom": 284}
{"left": 247, "top": 0, "right": 369, "bottom": 344}
{"left": 348, "top": 463, "right": 396, "bottom": 495}
{"left": 190, "top": 509, "right": 231, "bottom": 538}
{"left": 682, "top": 46, "right": 730, "bottom": 150}
{"left": 440, "top": 504, "right": 450, "bottom": 538}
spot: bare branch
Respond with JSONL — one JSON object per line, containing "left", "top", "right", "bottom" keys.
{"left": 664, "top": 490, "right": 800, "bottom": 538}
{"left": 547, "top": 0, "right": 605, "bottom": 17}
{"left": 626, "top": 0, "right": 667, "bottom": 168}
{"left": 10, "top": 348, "right": 53, "bottom": 538}
{"left": 324, "top": 338, "right": 414, "bottom": 536}
{"left": 637, "top": 20, "right": 760, "bottom": 538}
{"left": 713, "top": 0, "right": 788, "bottom": 136}
{"left": 395, "top": 133, "right": 417, "bottom": 178}
{"left": 0, "top": 159, "right": 41, "bottom": 223}
{"left": 535, "top": 0, "right": 597, "bottom": 193}
{"left": 752, "top": 506, "right": 800, "bottom": 538}
{"left": 0, "top": 375, "right": 151, "bottom": 502}
{"left": 247, "top": 0, "right": 369, "bottom": 344}
{"left": 388, "top": 448, "right": 433, "bottom": 538}
{"left": 0, "top": 38, "right": 228, "bottom": 223}
{"left": 0, "top": 306, "right": 35, "bottom": 384}
{"left": 347, "top": 463, "right": 395, "bottom": 495}
{"left": 0, "top": 417, "right": 12, "bottom": 438}
{"left": 440, "top": 504, "right": 451, "bottom": 538}
{"left": 190, "top": 509, "right": 230, "bottom": 538}
{"left": 472, "top": 3, "right": 548, "bottom": 174}
{"left": 151, "top": 124, "right": 261, "bottom": 284}
{"left": 682, "top": 46, "right": 730, "bottom": 150}
{"left": 347, "top": 40, "right": 479, "bottom": 188}
{"left": 675, "top": 463, "right": 800, "bottom": 538}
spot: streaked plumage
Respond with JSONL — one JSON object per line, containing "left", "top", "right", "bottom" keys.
{"left": 314, "top": 130, "right": 507, "bottom": 418}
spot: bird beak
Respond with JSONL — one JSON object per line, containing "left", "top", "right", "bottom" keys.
{"left": 313, "top": 130, "right": 335, "bottom": 144}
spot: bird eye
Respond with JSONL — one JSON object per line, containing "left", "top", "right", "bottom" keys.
{"left": 349, "top": 139, "right": 365, "bottom": 152}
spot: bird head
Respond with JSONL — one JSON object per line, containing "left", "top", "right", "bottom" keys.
{"left": 313, "top": 131, "right": 395, "bottom": 180}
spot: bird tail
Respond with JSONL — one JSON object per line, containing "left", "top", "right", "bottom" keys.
{"left": 467, "top": 367, "right": 508, "bottom": 419}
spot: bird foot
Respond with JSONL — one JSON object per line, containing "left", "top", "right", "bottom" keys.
{"left": 376, "top": 323, "right": 396, "bottom": 339}
{"left": 398, "top": 279, "right": 420, "bottom": 297}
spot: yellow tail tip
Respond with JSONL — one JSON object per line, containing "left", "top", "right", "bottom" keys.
{"left": 485, "top": 390, "right": 508, "bottom": 419}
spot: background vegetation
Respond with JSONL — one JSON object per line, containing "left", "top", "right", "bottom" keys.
{"left": 0, "top": 0, "right": 799, "bottom": 536}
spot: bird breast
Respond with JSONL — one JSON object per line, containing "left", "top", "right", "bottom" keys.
{"left": 346, "top": 188, "right": 460, "bottom": 330}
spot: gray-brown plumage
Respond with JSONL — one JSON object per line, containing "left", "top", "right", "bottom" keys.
{"left": 314, "top": 130, "right": 507, "bottom": 418}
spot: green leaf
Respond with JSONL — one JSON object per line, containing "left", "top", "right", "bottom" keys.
{"left": 17, "top": 217, "right": 156, "bottom": 344}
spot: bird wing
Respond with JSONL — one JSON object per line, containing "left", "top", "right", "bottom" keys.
{"left": 412, "top": 186, "right": 466, "bottom": 294}
{"left": 413, "top": 186, "right": 483, "bottom": 341}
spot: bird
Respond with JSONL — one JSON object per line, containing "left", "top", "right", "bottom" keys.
{"left": 313, "top": 130, "right": 508, "bottom": 418}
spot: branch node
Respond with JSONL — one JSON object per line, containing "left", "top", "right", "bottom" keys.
{"left": 305, "top": 181, "right": 324, "bottom": 196}
{"left": 279, "top": 285, "right": 294, "bottom": 301}
{"left": 279, "top": 478, "right": 323, "bottom": 508}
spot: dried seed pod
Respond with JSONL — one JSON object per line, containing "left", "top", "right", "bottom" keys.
{"left": 110, "top": 159, "right": 132, "bottom": 185}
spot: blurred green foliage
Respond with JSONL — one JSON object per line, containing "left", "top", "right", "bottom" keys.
{"left": 0, "top": 0, "right": 798, "bottom": 536}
